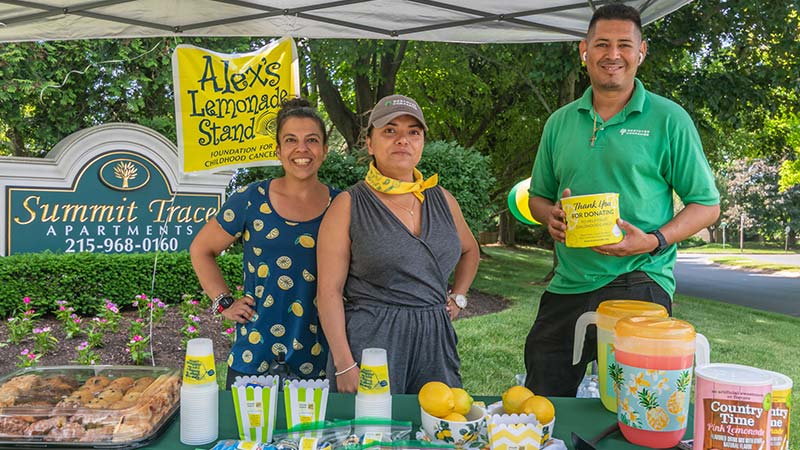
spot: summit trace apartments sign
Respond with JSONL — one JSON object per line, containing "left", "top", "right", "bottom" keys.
{"left": 1, "top": 123, "right": 231, "bottom": 256}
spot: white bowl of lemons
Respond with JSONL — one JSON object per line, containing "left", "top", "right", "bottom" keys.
{"left": 418, "top": 382, "right": 487, "bottom": 446}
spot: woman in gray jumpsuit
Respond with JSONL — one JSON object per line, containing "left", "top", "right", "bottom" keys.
{"left": 317, "top": 95, "right": 480, "bottom": 395}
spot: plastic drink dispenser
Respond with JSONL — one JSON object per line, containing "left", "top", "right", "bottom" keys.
{"left": 614, "top": 317, "right": 709, "bottom": 449}
{"left": 573, "top": 300, "right": 668, "bottom": 411}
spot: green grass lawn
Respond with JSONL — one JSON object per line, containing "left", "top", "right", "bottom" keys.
{"left": 707, "top": 256, "right": 800, "bottom": 272}
{"left": 457, "top": 245, "right": 799, "bottom": 449}
{"left": 680, "top": 242, "right": 799, "bottom": 254}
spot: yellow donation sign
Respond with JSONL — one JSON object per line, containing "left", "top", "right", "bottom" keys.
{"left": 561, "top": 192, "right": 622, "bottom": 248}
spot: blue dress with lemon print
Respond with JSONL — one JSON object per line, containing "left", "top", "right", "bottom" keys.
{"left": 216, "top": 179, "right": 339, "bottom": 378}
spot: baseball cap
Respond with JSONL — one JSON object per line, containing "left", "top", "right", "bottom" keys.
{"left": 367, "top": 94, "right": 428, "bottom": 131}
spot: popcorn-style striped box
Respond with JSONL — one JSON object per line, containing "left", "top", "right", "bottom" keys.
{"left": 283, "top": 379, "right": 329, "bottom": 429}
{"left": 231, "top": 375, "right": 280, "bottom": 443}
{"left": 486, "top": 404, "right": 555, "bottom": 450}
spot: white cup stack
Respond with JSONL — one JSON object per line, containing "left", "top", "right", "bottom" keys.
{"left": 180, "top": 338, "right": 219, "bottom": 445}
{"left": 354, "top": 348, "right": 392, "bottom": 434}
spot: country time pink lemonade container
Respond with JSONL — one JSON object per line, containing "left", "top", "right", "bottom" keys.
{"left": 573, "top": 300, "right": 669, "bottom": 412}
{"left": 614, "top": 317, "right": 710, "bottom": 449}
{"left": 693, "top": 364, "right": 773, "bottom": 450}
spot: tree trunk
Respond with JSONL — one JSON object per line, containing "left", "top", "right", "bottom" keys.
{"left": 313, "top": 61, "right": 359, "bottom": 150}
{"left": 7, "top": 126, "right": 26, "bottom": 157}
{"left": 498, "top": 211, "right": 516, "bottom": 246}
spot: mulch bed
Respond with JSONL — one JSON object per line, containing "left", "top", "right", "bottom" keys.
{"left": 0, "top": 291, "right": 510, "bottom": 376}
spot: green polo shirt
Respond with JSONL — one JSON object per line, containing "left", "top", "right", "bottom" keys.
{"left": 530, "top": 79, "right": 719, "bottom": 296}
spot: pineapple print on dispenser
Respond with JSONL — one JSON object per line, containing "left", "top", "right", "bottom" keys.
{"left": 609, "top": 362, "right": 624, "bottom": 396}
{"left": 668, "top": 371, "right": 691, "bottom": 425}
{"left": 638, "top": 388, "right": 669, "bottom": 431}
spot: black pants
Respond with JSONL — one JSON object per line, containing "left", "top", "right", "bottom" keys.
{"left": 523, "top": 271, "right": 672, "bottom": 397}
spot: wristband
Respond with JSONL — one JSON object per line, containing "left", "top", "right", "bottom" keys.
{"left": 334, "top": 362, "right": 358, "bottom": 377}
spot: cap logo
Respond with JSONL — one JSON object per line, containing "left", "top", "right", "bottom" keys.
{"left": 386, "top": 99, "right": 419, "bottom": 110}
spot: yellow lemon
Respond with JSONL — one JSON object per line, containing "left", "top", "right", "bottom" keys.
{"left": 223, "top": 209, "right": 235, "bottom": 222}
{"left": 451, "top": 387, "right": 473, "bottom": 416}
{"left": 237, "top": 186, "right": 248, "bottom": 193}
{"left": 522, "top": 395, "right": 555, "bottom": 424}
{"left": 253, "top": 247, "right": 262, "bottom": 256}
{"left": 263, "top": 294, "right": 274, "bottom": 307}
{"left": 257, "top": 264, "right": 269, "bottom": 278}
{"left": 299, "top": 363, "right": 313, "bottom": 375}
{"left": 248, "top": 331, "right": 262, "bottom": 344}
{"left": 302, "top": 269, "right": 315, "bottom": 282}
{"left": 270, "top": 324, "right": 286, "bottom": 337}
{"left": 285, "top": 221, "right": 298, "bottom": 226}
{"left": 502, "top": 386, "right": 535, "bottom": 415}
{"left": 243, "top": 229, "right": 250, "bottom": 241}
{"left": 292, "top": 338, "right": 303, "bottom": 350}
{"left": 259, "top": 202, "right": 272, "bottom": 214}
{"left": 418, "top": 381, "right": 454, "bottom": 418}
{"left": 253, "top": 219, "right": 264, "bottom": 231}
{"left": 309, "top": 324, "right": 318, "bottom": 334}
{"left": 227, "top": 354, "right": 233, "bottom": 366}
{"left": 257, "top": 361, "right": 269, "bottom": 373}
{"left": 258, "top": 186, "right": 265, "bottom": 195}
{"left": 255, "top": 285, "right": 264, "bottom": 298}
{"left": 266, "top": 228, "right": 279, "bottom": 239}
{"left": 247, "top": 262, "right": 255, "bottom": 273}
{"left": 272, "top": 343, "right": 287, "bottom": 356}
{"left": 295, "top": 234, "right": 315, "bottom": 248}
{"left": 276, "top": 256, "right": 292, "bottom": 269}
{"left": 240, "top": 327, "right": 247, "bottom": 336}
{"left": 311, "top": 342, "right": 322, "bottom": 356}
{"left": 242, "top": 350, "right": 253, "bottom": 363}
{"left": 289, "top": 301, "right": 303, "bottom": 316}
{"left": 443, "top": 412, "right": 467, "bottom": 422}
{"left": 278, "top": 275, "right": 294, "bottom": 290}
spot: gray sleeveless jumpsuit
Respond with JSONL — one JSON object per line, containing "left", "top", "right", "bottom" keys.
{"left": 328, "top": 181, "right": 463, "bottom": 394}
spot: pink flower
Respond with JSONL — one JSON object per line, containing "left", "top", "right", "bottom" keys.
{"left": 132, "top": 335, "right": 143, "bottom": 342}
{"left": 188, "top": 325, "right": 197, "bottom": 333}
{"left": 27, "top": 353, "right": 37, "bottom": 360}
{"left": 190, "top": 300, "right": 199, "bottom": 306}
{"left": 224, "top": 327, "right": 234, "bottom": 335}
{"left": 77, "top": 341, "right": 89, "bottom": 351}
{"left": 23, "top": 297, "right": 30, "bottom": 305}
{"left": 20, "top": 349, "right": 29, "bottom": 356}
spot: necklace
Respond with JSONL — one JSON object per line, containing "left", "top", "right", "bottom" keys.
{"left": 386, "top": 196, "right": 416, "bottom": 217}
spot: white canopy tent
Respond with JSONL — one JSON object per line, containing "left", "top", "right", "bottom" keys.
{"left": 0, "top": 0, "right": 692, "bottom": 43}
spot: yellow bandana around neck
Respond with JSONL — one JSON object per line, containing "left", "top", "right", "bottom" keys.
{"left": 365, "top": 162, "right": 438, "bottom": 203}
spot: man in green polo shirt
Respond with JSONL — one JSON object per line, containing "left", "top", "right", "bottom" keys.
{"left": 524, "top": 4, "right": 720, "bottom": 397}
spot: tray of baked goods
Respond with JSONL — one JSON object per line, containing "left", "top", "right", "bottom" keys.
{"left": 0, "top": 365, "right": 181, "bottom": 449}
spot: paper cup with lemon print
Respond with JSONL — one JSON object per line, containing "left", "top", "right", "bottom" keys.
{"left": 283, "top": 379, "right": 330, "bottom": 429}
{"left": 231, "top": 375, "right": 280, "bottom": 443}
{"left": 560, "top": 192, "right": 622, "bottom": 248}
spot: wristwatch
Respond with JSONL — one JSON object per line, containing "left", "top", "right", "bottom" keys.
{"left": 212, "top": 292, "right": 235, "bottom": 314}
{"left": 648, "top": 229, "right": 669, "bottom": 256}
{"left": 448, "top": 293, "right": 468, "bottom": 309}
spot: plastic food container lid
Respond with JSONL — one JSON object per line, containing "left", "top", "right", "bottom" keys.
{"left": 0, "top": 365, "right": 181, "bottom": 449}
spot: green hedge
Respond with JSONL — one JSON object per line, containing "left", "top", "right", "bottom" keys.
{"left": 0, "top": 252, "right": 243, "bottom": 317}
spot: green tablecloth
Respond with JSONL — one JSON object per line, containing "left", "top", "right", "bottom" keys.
{"left": 143, "top": 393, "right": 693, "bottom": 450}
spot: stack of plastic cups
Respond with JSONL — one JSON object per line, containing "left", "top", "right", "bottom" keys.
{"left": 354, "top": 348, "right": 391, "bottom": 434}
{"left": 180, "top": 338, "right": 219, "bottom": 445}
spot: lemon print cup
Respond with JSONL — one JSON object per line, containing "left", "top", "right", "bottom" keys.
{"left": 561, "top": 192, "right": 623, "bottom": 248}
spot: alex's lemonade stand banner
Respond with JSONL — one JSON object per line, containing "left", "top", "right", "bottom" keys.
{"left": 172, "top": 37, "right": 299, "bottom": 173}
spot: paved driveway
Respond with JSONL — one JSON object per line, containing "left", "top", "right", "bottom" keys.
{"left": 674, "top": 254, "right": 800, "bottom": 317}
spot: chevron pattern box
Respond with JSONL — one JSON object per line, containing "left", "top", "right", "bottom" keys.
{"left": 487, "top": 412, "right": 555, "bottom": 450}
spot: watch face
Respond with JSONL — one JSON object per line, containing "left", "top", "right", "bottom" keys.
{"left": 219, "top": 296, "right": 235, "bottom": 309}
{"left": 454, "top": 295, "right": 467, "bottom": 309}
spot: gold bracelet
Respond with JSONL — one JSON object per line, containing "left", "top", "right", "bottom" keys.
{"left": 334, "top": 362, "right": 358, "bottom": 377}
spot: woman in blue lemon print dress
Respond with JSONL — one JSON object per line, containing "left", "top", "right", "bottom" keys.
{"left": 190, "top": 98, "right": 339, "bottom": 388}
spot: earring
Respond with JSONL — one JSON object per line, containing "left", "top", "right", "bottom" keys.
{"left": 639, "top": 53, "right": 643, "bottom": 64}
{"left": 582, "top": 52, "right": 587, "bottom": 62}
